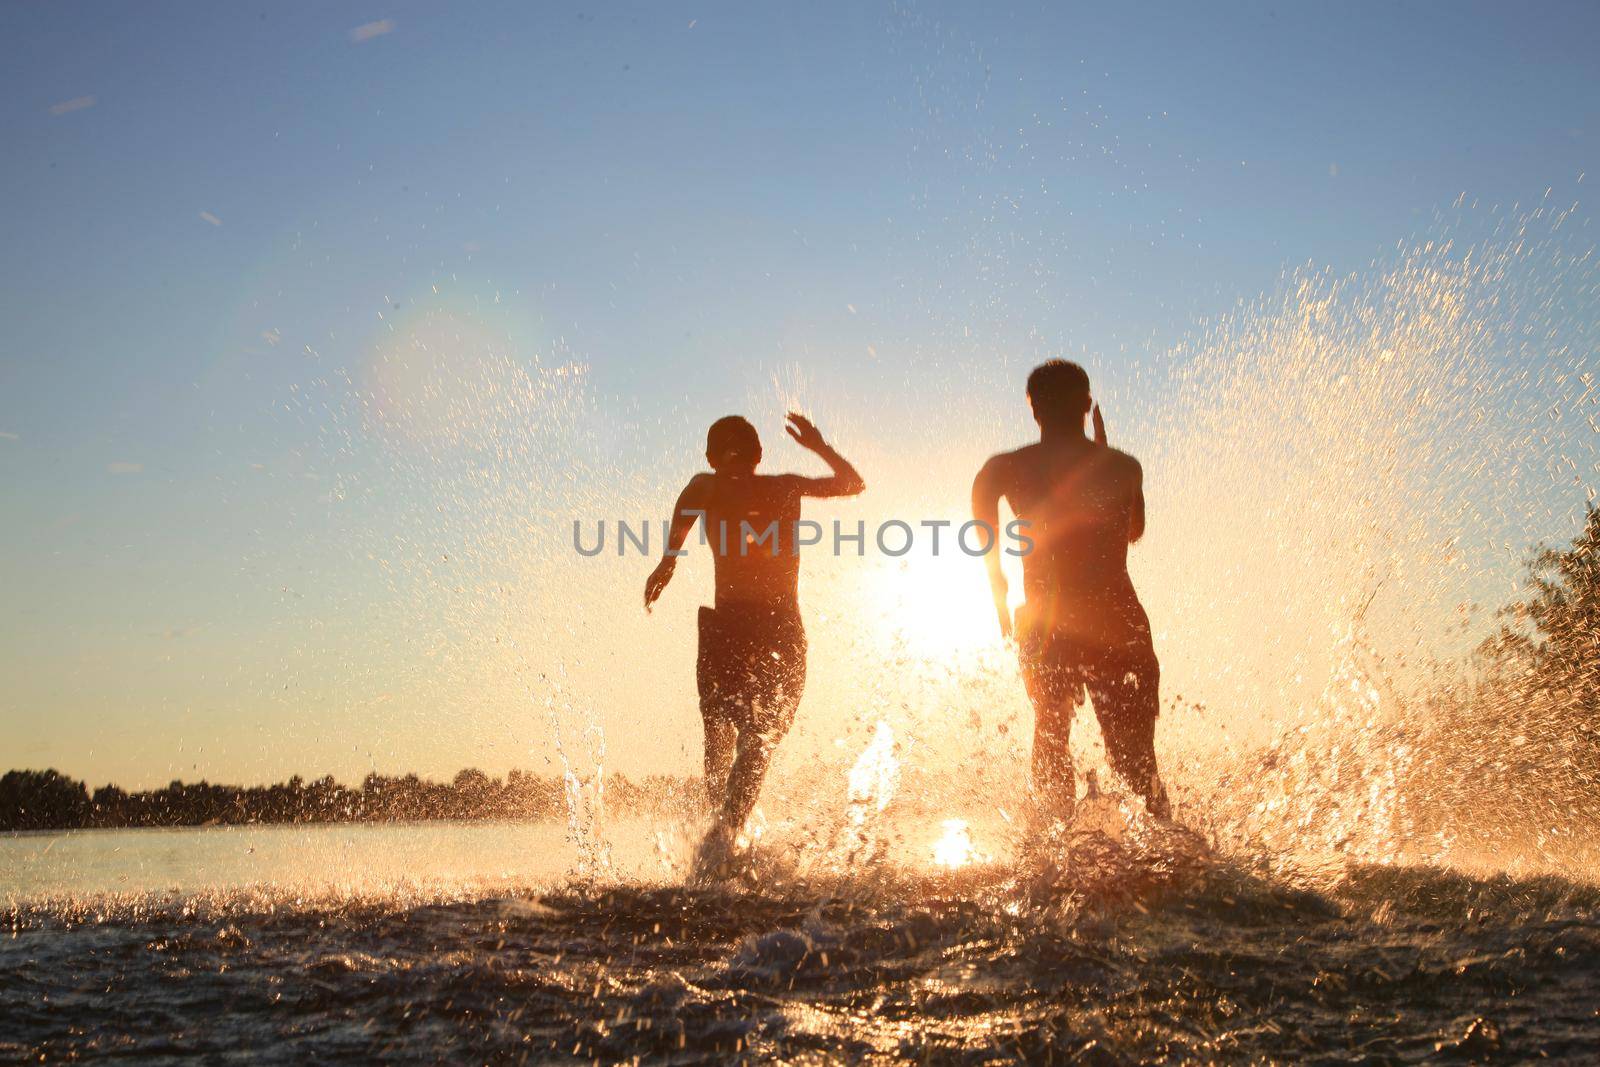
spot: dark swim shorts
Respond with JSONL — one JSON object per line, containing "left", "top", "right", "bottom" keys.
{"left": 696, "top": 603, "right": 808, "bottom": 736}
{"left": 1014, "top": 602, "right": 1168, "bottom": 817}
{"left": 1015, "top": 611, "right": 1160, "bottom": 723}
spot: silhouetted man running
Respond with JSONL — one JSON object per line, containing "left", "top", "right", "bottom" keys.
{"left": 645, "top": 412, "right": 865, "bottom": 861}
{"left": 972, "top": 360, "right": 1170, "bottom": 823}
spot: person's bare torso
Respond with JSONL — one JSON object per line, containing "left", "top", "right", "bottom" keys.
{"left": 699, "top": 472, "right": 803, "bottom": 610}
{"left": 991, "top": 442, "right": 1149, "bottom": 645}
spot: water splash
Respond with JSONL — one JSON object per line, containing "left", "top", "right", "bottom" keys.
{"left": 549, "top": 694, "right": 611, "bottom": 879}
{"left": 1142, "top": 210, "right": 1598, "bottom": 874}
{"left": 846, "top": 720, "right": 901, "bottom": 828}
{"left": 825, "top": 720, "right": 902, "bottom": 866}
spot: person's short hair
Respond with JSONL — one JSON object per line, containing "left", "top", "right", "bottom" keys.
{"left": 1026, "top": 360, "right": 1091, "bottom": 421}
{"left": 706, "top": 415, "right": 761, "bottom": 469}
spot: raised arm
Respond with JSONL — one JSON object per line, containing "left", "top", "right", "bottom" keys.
{"left": 1095, "top": 403, "right": 1143, "bottom": 544}
{"left": 1128, "top": 458, "right": 1146, "bottom": 544}
{"left": 971, "top": 455, "right": 1012, "bottom": 639}
{"left": 784, "top": 413, "right": 865, "bottom": 498}
{"left": 644, "top": 474, "right": 709, "bottom": 612}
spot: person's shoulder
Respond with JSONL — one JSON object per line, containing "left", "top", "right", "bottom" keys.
{"left": 981, "top": 443, "right": 1037, "bottom": 472}
{"left": 1102, "top": 447, "right": 1143, "bottom": 478}
{"left": 756, "top": 472, "right": 808, "bottom": 496}
{"left": 681, "top": 471, "right": 716, "bottom": 498}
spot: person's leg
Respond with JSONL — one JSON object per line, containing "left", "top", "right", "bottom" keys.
{"left": 1018, "top": 626, "right": 1081, "bottom": 821}
{"left": 1088, "top": 652, "right": 1170, "bottom": 818}
{"left": 716, "top": 614, "right": 806, "bottom": 837}
{"left": 701, "top": 714, "right": 736, "bottom": 809}
{"left": 719, "top": 724, "right": 778, "bottom": 835}
{"left": 1030, "top": 691, "right": 1079, "bottom": 820}
{"left": 696, "top": 606, "right": 738, "bottom": 811}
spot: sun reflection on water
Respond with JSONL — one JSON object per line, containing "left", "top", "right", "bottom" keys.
{"left": 932, "top": 818, "right": 976, "bottom": 869}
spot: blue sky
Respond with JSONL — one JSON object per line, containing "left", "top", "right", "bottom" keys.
{"left": 2, "top": 2, "right": 1597, "bottom": 787}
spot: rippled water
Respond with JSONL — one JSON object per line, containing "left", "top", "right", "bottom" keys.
{"left": 6, "top": 819, "right": 1600, "bottom": 1063}
{"left": 1, "top": 820, "right": 670, "bottom": 901}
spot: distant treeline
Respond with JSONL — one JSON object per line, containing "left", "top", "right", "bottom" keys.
{"left": 0, "top": 767, "right": 701, "bottom": 833}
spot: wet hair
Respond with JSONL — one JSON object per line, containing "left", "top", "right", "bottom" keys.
{"left": 705, "top": 415, "right": 761, "bottom": 470}
{"left": 1026, "top": 360, "right": 1091, "bottom": 423}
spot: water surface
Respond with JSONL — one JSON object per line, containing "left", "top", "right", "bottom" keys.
{"left": 6, "top": 818, "right": 1598, "bottom": 1062}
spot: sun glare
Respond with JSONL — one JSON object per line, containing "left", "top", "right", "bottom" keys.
{"left": 868, "top": 542, "right": 1005, "bottom": 661}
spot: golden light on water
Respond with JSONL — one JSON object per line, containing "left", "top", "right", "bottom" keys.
{"left": 932, "top": 818, "right": 976, "bottom": 869}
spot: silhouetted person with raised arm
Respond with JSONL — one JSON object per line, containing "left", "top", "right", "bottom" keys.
{"left": 645, "top": 412, "right": 865, "bottom": 867}
{"left": 972, "top": 361, "right": 1170, "bottom": 823}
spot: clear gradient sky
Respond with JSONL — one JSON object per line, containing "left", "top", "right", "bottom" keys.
{"left": 3, "top": 2, "right": 1598, "bottom": 788}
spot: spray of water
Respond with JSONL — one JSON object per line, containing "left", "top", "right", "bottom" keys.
{"left": 1137, "top": 206, "right": 1598, "bottom": 873}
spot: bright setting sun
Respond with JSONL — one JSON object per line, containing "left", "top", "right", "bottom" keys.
{"left": 865, "top": 536, "right": 1010, "bottom": 661}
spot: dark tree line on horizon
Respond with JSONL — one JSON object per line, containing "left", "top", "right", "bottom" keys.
{"left": 0, "top": 767, "right": 699, "bottom": 833}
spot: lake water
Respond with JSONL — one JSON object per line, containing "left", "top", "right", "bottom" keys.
{"left": 7, "top": 815, "right": 1600, "bottom": 1062}
{"left": 2, "top": 819, "right": 671, "bottom": 901}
